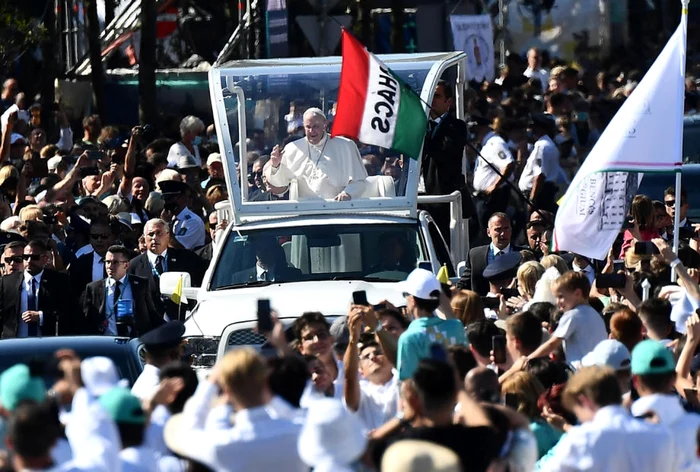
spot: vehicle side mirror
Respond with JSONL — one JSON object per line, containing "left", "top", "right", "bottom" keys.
{"left": 457, "top": 261, "right": 467, "bottom": 278}
{"left": 159, "top": 272, "right": 197, "bottom": 299}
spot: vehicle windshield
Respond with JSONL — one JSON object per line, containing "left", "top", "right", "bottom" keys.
{"left": 216, "top": 59, "right": 452, "bottom": 200}
{"left": 210, "top": 223, "right": 426, "bottom": 289}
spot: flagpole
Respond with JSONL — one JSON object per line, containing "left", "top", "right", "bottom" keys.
{"left": 672, "top": 0, "right": 689, "bottom": 282}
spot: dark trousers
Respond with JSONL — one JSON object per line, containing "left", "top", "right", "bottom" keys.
{"left": 474, "top": 186, "right": 511, "bottom": 246}
{"left": 533, "top": 181, "right": 559, "bottom": 215}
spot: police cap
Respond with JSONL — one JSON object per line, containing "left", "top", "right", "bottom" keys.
{"left": 483, "top": 252, "right": 522, "bottom": 281}
{"left": 158, "top": 180, "right": 189, "bottom": 197}
{"left": 139, "top": 321, "right": 185, "bottom": 352}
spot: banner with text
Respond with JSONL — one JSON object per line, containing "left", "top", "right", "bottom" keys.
{"left": 450, "top": 15, "right": 495, "bottom": 82}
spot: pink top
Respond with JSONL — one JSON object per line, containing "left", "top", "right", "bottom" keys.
{"left": 619, "top": 228, "right": 659, "bottom": 259}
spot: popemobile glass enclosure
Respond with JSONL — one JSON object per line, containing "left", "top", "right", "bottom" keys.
{"left": 208, "top": 51, "right": 468, "bottom": 225}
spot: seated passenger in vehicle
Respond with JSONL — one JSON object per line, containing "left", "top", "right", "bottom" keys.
{"left": 265, "top": 108, "right": 367, "bottom": 201}
{"left": 231, "top": 237, "right": 301, "bottom": 283}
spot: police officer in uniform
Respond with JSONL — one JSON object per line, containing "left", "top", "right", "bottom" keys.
{"left": 132, "top": 320, "right": 185, "bottom": 402}
{"left": 518, "top": 114, "right": 561, "bottom": 214}
{"left": 470, "top": 115, "right": 515, "bottom": 239}
{"left": 159, "top": 180, "right": 206, "bottom": 250}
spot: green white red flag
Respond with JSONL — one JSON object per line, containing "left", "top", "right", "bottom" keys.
{"left": 332, "top": 30, "right": 428, "bottom": 159}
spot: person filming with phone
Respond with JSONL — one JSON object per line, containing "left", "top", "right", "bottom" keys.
{"left": 619, "top": 195, "right": 660, "bottom": 259}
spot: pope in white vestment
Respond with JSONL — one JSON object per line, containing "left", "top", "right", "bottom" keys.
{"left": 265, "top": 107, "right": 367, "bottom": 200}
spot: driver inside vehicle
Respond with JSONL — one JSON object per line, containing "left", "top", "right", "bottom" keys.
{"left": 368, "top": 233, "right": 416, "bottom": 274}
{"left": 231, "top": 236, "right": 302, "bottom": 283}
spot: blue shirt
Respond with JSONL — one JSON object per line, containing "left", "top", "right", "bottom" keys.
{"left": 397, "top": 316, "right": 467, "bottom": 380}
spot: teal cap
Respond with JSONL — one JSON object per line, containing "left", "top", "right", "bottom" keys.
{"left": 631, "top": 339, "right": 675, "bottom": 375}
{"left": 0, "top": 364, "right": 46, "bottom": 411}
{"left": 98, "top": 387, "right": 146, "bottom": 424}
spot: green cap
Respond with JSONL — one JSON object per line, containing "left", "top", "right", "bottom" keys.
{"left": 98, "top": 387, "right": 146, "bottom": 425}
{"left": 631, "top": 339, "right": 675, "bottom": 375}
{"left": 0, "top": 364, "right": 46, "bottom": 411}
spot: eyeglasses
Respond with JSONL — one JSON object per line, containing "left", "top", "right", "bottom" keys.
{"left": 360, "top": 349, "right": 384, "bottom": 361}
{"left": 4, "top": 256, "right": 23, "bottom": 264}
{"left": 90, "top": 233, "right": 110, "bottom": 240}
{"left": 104, "top": 260, "right": 127, "bottom": 265}
{"left": 301, "top": 331, "right": 330, "bottom": 342}
{"left": 665, "top": 200, "right": 686, "bottom": 207}
{"left": 22, "top": 254, "right": 41, "bottom": 261}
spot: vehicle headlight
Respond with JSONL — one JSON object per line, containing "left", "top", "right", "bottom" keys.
{"left": 183, "top": 336, "right": 219, "bottom": 368}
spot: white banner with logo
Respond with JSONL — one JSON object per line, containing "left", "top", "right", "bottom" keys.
{"left": 450, "top": 15, "right": 495, "bottom": 82}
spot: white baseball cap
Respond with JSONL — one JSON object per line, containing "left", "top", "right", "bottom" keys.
{"left": 581, "top": 339, "right": 631, "bottom": 371}
{"left": 206, "top": 152, "right": 222, "bottom": 167}
{"left": 80, "top": 357, "right": 128, "bottom": 397}
{"left": 47, "top": 155, "right": 63, "bottom": 172}
{"left": 397, "top": 268, "right": 441, "bottom": 300}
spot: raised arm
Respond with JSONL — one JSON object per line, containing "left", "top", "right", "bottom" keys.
{"left": 344, "top": 306, "right": 363, "bottom": 411}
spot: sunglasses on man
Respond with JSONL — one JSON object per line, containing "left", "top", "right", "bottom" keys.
{"left": 664, "top": 199, "right": 686, "bottom": 207}
{"left": 22, "top": 254, "right": 42, "bottom": 261}
{"left": 4, "top": 256, "right": 24, "bottom": 264}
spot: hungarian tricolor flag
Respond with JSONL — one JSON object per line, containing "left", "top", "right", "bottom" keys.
{"left": 332, "top": 30, "right": 428, "bottom": 159}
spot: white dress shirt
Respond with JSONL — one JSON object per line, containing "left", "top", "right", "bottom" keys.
{"left": 546, "top": 405, "right": 676, "bottom": 472}
{"left": 353, "top": 370, "right": 399, "bottom": 431}
{"left": 104, "top": 275, "right": 133, "bottom": 336}
{"left": 631, "top": 394, "right": 700, "bottom": 472}
{"left": 172, "top": 382, "right": 305, "bottom": 471}
{"left": 19, "top": 271, "right": 44, "bottom": 338}
{"left": 147, "top": 250, "right": 168, "bottom": 274}
{"left": 91, "top": 251, "right": 105, "bottom": 283}
{"left": 473, "top": 131, "right": 515, "bottom": 193}
{"left": 131, "top": 364, "right": 161, "bottom": 402}
{"left": 518, "top": 134, "right": 561, "bottom": 192}
{"left": 524, "top": 67, "right": 550, "bottom": 92}
{"left": 173, "top": 207, "right": 205, "bottom": 250}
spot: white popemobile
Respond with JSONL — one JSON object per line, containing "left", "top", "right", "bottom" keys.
{"left": 160, "top": 52, "right": 472, "bottom": 370}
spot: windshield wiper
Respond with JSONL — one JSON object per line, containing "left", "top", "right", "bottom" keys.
{"left": 331, "top": 275, "right": 395, "bottom": 282}
{"left": 214, "top": 281, "right": 274, "bottom": 291}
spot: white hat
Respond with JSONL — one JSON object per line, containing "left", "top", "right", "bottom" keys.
{"left": 176, "top": 153, "right": 198, "bottom": 170}
{"left": 382, "top": 440, "right": 461, "bottom": 472}
{"left": 80, "top": 357, "right": 127, "bottom": 397}
{"left": 297, "top": 399, "right": 367, "bottom": 467}
{"left": 397, "top": 268, "right": 441, "bottom": 300}
{"left": 115, "top": 212, "right": 134, "bottom": 230}
{"left": 206, "top": 153, "right": 222, "bottom": 167}
{"left": 47, "top": 155, "right": 63, "bottom": 172}
{"left": 581, "top": 339, "right": 631, "bottom": 371}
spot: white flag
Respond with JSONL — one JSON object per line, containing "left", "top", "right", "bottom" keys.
{"left": 553, "top": 18, "right": 686, "bottom": 260}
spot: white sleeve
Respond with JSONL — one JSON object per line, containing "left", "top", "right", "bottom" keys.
{"left": 64, "top": 388, "right": 121, "bottom": 472}
{"left": 265, "top": 160, "right": 296, "bottom": 188}
{"left": 55, "top": 127, "right": 74, "bottom": 152}
{"left": 552, "top": 310, "right": 576, "bottom": 341}
{"left": 341, "top": 141, "right": 368, "bottom": 198}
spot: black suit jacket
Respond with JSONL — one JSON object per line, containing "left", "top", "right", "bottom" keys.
{"left": 69, "top": 252, "right": 105, "bottom": 301}
{"left": 421, "top": 115, "right": 468, "bottom": 196}
{"left": 195, "top": 243, "right": 213, "bottom": 263}
{"left": 128, "top": 248, "right": 207, "bottom": 321}
{"left": 82, "top": 275, "right": 163, "bottom": 337}
{"left": 231, "top": 265, "right": 302, "bottom": 284}
{"left": 0, "top": 269, "right": 77, "bottom": 338}
{"left": 456, "top": 244, "right": 528, "bottom": 296}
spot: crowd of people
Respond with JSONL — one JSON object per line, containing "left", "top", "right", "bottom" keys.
{"left": 1, "top": 36, "right": 700, "bottom": 471}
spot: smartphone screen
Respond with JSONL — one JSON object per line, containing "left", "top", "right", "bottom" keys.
{"left": 504, "top": 392, "right": 519, "bottom": 409}
{"left": 481, "top": 296, "right": 500, "bottom": 310}
{"left": 596, "top": 273, "right": 627, "bottom": 289}
{"left": 352, "top": 290, "right": 369, "bottom": 306}
{"left": 492, "top": 335, "right": 507, "bottom": 364}
{"left": 257, "top": 299, "right": 273, "bottom": 332}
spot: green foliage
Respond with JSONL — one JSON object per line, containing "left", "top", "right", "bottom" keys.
{"left": 0, "top": 3, "right": 47, "bottom": 70}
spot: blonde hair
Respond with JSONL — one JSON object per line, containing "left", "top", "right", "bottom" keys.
{"left": 450, "top": 290, "right": 485, "bottom": 326}
{"left": 541, "top": 254, "right": 569, "bottom": 275}
{"left": 501, "top": 371, "right": 545, "bottom": 419}
{"left": 0, "top": 165, "right": 19, "bottom": 189}
{"left": 219, "top": 347, "right": 269, "bottom": 405}
{"left": 517, "top": 261, "right": 545, "bottom": 298}
{"left": 19, "top": 205, "right": 43, "bottom": 223}
{"left": 562, "top": 366, "right": 621, "bottom": 412}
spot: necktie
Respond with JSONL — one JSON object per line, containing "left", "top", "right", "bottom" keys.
{"left": 155, "top": 255, "right": 164, "bottom": 276}
{"left": 113, "top": 280, "right": 121, "bottom": 316}
{"left": 27, "top": 278, "right": 37, "bottom": 337}
{"left": 428, "top": 120, "right": 437, "bottom": 136}
{"left": 496, "top": 251, "right": 504, "bottom": 258}
{"left": 100, "top": 257, "right": 107, "bottom": 279}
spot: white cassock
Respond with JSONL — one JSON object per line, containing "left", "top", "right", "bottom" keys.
{"left": 265, "top": 134, "right": 367, "bottom": 199}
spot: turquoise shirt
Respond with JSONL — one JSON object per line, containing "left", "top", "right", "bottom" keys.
{"left": 397, "top": 316, "right": 467, "bottom": 380}
{"left": 530, "top": 419, "right": 563, "bottom": 458}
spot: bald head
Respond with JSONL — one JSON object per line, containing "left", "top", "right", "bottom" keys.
{"left": 465, "top": 366, "right": 500, "bottom": 403}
